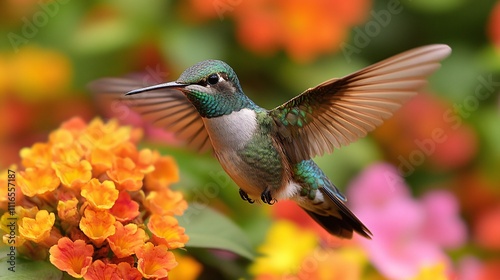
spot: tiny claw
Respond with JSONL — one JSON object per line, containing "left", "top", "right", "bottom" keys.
{"left": 239, "top": 189, "right": 254, "bottom": 204}
{"left": 261, "top": 189, "right": 276, "bottom": 205}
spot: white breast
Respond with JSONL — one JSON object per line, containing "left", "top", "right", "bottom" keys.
{"left": 203, "top": 108, "right": 258, "bottom": 151}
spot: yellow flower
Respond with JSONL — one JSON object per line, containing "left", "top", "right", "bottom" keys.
{"left": 145, "top": 189, "right": 188, "bottom": 216}
{"left": 14, "top": 206, "right": 39, "bottom": 220}
{"left": 136, "top": 148, "right": 157, "bottom": 174}
{"left": 136, "top": 242, "right": 178, "bottom": 279}
{"left": 79, "top": 118, "right": 130, "bottom": 150}
{"left": 302, "top": 247, "right": 367, "bottom": 280}
{"left": 411, "top": 263, "right": 449, "bottom": 280}
{"left": 52, "top": 159, "right": 92, "bottom": 188}
{"left": 106, "top": 157, "right": 144, "bottom": 191}
{"left": 19, "top": 210, "right": 55, "bottom": 243}
{"left": 148, "top": 214, "right": 189, "bottom": 249}
{"left": 3, "top": 117, "right": 190, "bottom": 277}
{"left": 17, "top": 167, "right": 60, "bottom": 197}
{"left": 168, "top": 253, "right": 203, "bottom": 280}
{"left": 113, "top": 142, "right": 156, "bottom": 174}
{"left": 20, "top": 143, "right": 52, "bottom": 169}
{"left": 49, "top": 128, "right": 75, "bottom": 147}
{"left": 50, "top": 129, "right": 85, "bottom": 164}
{"left": 57, "top": 197, "right": 80, "bottom": 226}
{"left": 79, "top": 208, "right": 116, "bottom": 247}
{"left": 107, "top": 222, "right": 148, "bottom": 258}
{"left": 250, "top": 220, "right": 318, "bottom": 276}
{"left": 145, "top": 155, "right": 180, "bottom": 191}
{"left": 81, "top": 179, "right": 119, "bottom": 210}
{"left": 11, "top": 46, "right": 72, "bottom": 101}
{"left": 88, "top": 148, "right": 115, "bottom": 175}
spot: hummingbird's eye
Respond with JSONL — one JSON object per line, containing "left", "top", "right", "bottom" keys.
{"left": 207, "top": 74, "right": 219, "bottom": 85}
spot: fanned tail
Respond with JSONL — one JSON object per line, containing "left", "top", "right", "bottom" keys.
{"left": 300, "top": 185, "right": 372, "bottom": 239}
{"left": 302, "top": 209, "right": 370, "bottom": 239}
{"left": 292, "top": 160, "right": 371, "bottom": 239}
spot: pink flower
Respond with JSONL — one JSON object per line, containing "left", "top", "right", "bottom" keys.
{"left": 420, "top": 190, "right": 467, "bottom": 248}
{"left": 347, "top": 163, "right": 466, "bottom": 279}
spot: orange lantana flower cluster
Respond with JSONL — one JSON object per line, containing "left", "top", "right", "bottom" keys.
{"left": 0, "top": 117, "right": 189, "bottom": 279}
{"left": 183, "top": 0, "right": 371, "bottom": 62}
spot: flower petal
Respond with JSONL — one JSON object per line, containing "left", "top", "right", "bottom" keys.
{"left": 17, "top": 167, "right": 60, "bottom": 197}
{"left": 19, "top": 210, "right": 55, "bottom": 243}
{"left": 107, "top": 157, "right": 144, "bottom": 191}
{"left": 109, "top": 191, "right": 140, "bottom": 222}
{"left": 49, "top": 237, "right": 94, "bottom": 278}
{"left": 145, "top": 156, "right": 179, "bottom": 191}
{"left": 81, "top": 179, "right": 119, "bottom": 210}
{"left": 136, "top": 242, "right": 177, "bottom": 279}
{"left": 108, "top": 222, "right": 148, "bottom": 258}
{"left": 83, "top": 260, "right": 121, "bottom": 280}
{"left": 52, "top": 159, "right": 92, "bottom": 188}
{"left": 145, "top": 189, "right": 187, "bottom": 216}
{"left": 57, "top": 197, "right": 80, "bottom": 226}
{"left": 116, "top": 262, "right": 143, "bottom": 280}
{"left": 147, "top": 215, "right": 189, "bottom": 249}
{"left": 79, "top": 118, "right": 131, "bottom": 150}
{"left": 79, "top": 208, "right": 116, "bottom": 246}
{"left": 249, "top": 220, "right": 317, "bottom": 276}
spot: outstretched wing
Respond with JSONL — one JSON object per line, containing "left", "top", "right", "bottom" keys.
{"left": 89, "top": 78, "right": 212, "bottom": 153}
{"left": 270, "top": 44, "right": 451, "bottom": 162}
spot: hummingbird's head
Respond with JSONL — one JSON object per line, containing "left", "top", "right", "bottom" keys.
{"left": 127, "top": 60, "right": 254, "bottom": 118}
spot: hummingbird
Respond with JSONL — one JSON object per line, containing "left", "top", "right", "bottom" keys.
{"left": 92, "top": 44, "right": 451, "bottom": 239}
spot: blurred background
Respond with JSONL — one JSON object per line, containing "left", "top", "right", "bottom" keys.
{"left": 1, "top": 0, "right": 499, "bottom": 279}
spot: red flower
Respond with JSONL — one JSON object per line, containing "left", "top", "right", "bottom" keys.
{"left": 109, "top": 191, "right": 140, "bottom": 222}
{"left": 488, "top": 1, "right": 500, "bottom": 48}
{"left": 372, "top": 93, "right": 477, "bottom": 173}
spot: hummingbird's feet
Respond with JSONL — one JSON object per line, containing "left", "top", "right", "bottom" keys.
{"left": 239, "top": 189, "right": 254, "bottom": 204}
{"left": 261, "top": 189, "right": 276, "bottom": 205}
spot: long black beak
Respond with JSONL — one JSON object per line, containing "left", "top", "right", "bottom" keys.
{"left": 126, "top": 81, "right": 188, "bottom": 95}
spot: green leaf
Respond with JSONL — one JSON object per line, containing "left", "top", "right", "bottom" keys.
{"left": 178, "top": 203, "right": 256, "bottom": 260}
{"left": 0, "top": 246, "right": 62, "bottom": 279}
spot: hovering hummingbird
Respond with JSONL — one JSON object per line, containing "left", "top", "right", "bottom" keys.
{"left": 92, "top": 44, "right": 451, "bottom": 239}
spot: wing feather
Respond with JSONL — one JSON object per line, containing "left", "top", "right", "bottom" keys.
{"left": 270, "top": 44, "right": 451, "bottom": 162}
{"left": 90, "top": 78, "right": 212, "bottom": 153}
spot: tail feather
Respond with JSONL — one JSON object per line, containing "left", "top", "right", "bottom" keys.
{"left": 302, "top": 208, "right": 367, "bottom": 239}
{"left": 291, "top": 159, "right": 372, "bottom": 239}
{"left": 295, "top": 186, "right": 372, "bottom": 239}
{"left": 308, "top": 185, "right": 372, "bottom": 239}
